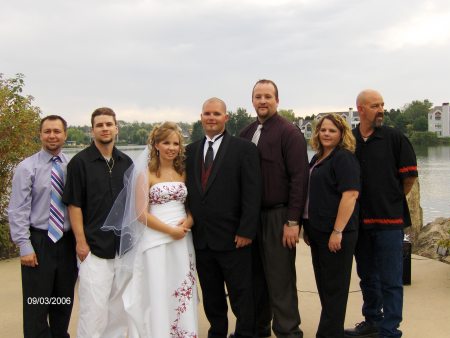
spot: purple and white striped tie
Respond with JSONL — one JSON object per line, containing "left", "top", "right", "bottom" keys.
{"left": 48, "top": 156, "right": 64, "bottom": 242}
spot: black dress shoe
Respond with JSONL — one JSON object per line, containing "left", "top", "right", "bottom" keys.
{"left": 229, "top": 333, "right": 271, "bottom": 338}
{"left": 344, "top": 321, "right": 379, "bottom": 337}
{"left": 228, "top": 333, "right": 260, "bottom": 338}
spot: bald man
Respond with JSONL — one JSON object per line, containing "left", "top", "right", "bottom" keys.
{"left": 344, "top": 90, "right": 417, "bottom": 338}
{"left": 186, "top": 98, "right": 262, "bottom": 338}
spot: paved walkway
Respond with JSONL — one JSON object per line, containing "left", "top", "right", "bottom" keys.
{"left": 1, "top": 244, "right": 449, "bottom": 337}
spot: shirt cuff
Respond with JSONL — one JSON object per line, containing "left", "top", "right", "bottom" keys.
{"left": 286, "top": 210, "right": 301, "bottom": 224}
{"left": 20, "top": 242, "right": 35, "bottom": 256}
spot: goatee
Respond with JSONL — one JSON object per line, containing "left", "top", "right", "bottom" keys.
{"left": 98, "top": 138, "right": 114, "bottom": 145}
{"left": 374, "top": 112, "right": 384, "bottom": 128}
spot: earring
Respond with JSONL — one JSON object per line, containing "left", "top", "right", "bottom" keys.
{"left": 156, "top": 149, "right": 160, "bottom": 157}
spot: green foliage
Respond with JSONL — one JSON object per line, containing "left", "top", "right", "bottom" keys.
{"left": 393, "top": 113, "right": 409, "bottom": 134}
{"left": 402, "top": 100, "right": 433, "bottom": 121}
{"left": 409, "top": 131, "right": 439, "bottom": 146}
{"left": 0, "top": 73, "right": 41, "bottom": 258}
{"left": 278, "top": 109, "right": 296, "bottom": 123}
{"left": 412, "top": 116, "right": 428, "bottom": 131}
{"left": 227, "top": 107, "right": 254, "bottom": 136}
{"left": 67, "top": 127, "right": 90, "bottom": 145}
{"left": 0, "top": 222, "right": 18, "bottom": 259}
{"left": 190, "top": 120, "right": 204, "bottom": 143}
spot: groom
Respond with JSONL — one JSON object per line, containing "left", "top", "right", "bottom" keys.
{"left": 186, "top": 97, "right": 262, "bottom": 338}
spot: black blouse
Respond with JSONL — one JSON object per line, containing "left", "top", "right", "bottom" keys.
{"left": 307, "top": 147, "right": 360, "bottom": 233}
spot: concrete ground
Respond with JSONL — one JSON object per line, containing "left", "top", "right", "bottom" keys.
{"left": 1, "top": 244, "right": 449, "bottom": 337}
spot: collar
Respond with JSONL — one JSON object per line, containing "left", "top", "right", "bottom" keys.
{"left": 311, "top": 147, "right": 340, "bottom": 166}
{"left": 86, "top": 142, "right": 123, "bottom": 162}
{"left": 205, "top": 130, "right": 226, "bottom": 143}
{"left": 40, "top": 149, "right": 64, "bottom": 163}
{"left": 259, "top": 112, "right": 280, "bottom": 130}
{"left": 355, "top": 124, "right": 384, "bottom": 141}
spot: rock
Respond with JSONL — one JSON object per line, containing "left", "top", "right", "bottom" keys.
{"left": 405, "top": 179, "right": 422, "bottom": 247}
{"left": 414, "top": 217, "right": 450, "bottom": 264}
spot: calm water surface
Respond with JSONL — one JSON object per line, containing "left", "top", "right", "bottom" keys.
{"left": 64, "top": 144, "right": 450, "bottom": 225}
{"left": 415, "top": 145, "right": 450, "bottom": 224}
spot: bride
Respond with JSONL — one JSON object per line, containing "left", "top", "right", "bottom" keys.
{"left": 104, "top": 122, "right": 198, "bottom": 338}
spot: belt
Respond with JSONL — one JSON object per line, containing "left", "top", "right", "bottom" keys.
{"left": 262, "top": 203, "right": 286, "bottom": 211}
{"left": 30, "top": 227, "right": 70, "bottom": 235}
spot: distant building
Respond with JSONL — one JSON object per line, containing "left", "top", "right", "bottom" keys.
{"left": 297, "top": 118, "right": 314, "bottom": 139}
{"left": 428, "top": 103, "right": 450, "bottom": 137}
{"left": 297, "top": 108, "right": 359, "bottom": 139}
{"left": 314, "top": 108, "right": 359, "bottom": 129}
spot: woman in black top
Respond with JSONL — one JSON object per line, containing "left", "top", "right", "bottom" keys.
{"left": 302, "top": 113, "right": 360, "bottom": 338}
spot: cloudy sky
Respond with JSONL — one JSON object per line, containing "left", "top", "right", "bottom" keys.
{"left": 2, "top": 0, "right": 449, "bottom": 126}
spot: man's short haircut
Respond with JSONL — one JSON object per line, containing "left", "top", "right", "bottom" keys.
{"left": 91, "top": 107, "right": 117, "bottom": 127}
{"left": 202, "top": 97, "right": 227, "bottom": 112}
{"left": 40, "top": 115, "right": 67, "bottom": 132}
{"left": 252, "top": 79, "right": 279, "bottom": 101}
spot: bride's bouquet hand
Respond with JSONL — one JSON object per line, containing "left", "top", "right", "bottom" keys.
{"left": 170, "top": 224, "right": 188, "bottom": 240}
{"left": 177, "top": 217, "right": 193, "bottom": 231}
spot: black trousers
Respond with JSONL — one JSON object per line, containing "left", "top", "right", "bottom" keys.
{"left": 258, "top": 207, "right": 302, "bottom": 338}
{"left": 196, "top": 247, "right": 255, "bottom": 338}
{"left": 21, "top": 228, "right": 78, "bottom": 338}
{"left": 304, "top": 224, "right": 357, "bottom": 338}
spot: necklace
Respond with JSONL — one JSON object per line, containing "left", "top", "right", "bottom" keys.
{"left": 360, "top": 129, "right": 373, "bottom": 139}
{"left": 104, "top": 157, "right": 115, "bottom": 174}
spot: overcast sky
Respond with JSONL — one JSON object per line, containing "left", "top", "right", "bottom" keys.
{"left": 2, "top": 0, "right": 449, "bottom": 126}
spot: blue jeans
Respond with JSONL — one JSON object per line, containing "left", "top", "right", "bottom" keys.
{"left": 355, "top": 229, "right": 404, "bottom": 338}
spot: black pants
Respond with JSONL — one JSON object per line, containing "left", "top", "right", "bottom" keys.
{"left": 196, "top": 247, "right": 254, "bottom": 338}
{"left": 304, "top": 224, "right": 357, "bottom": 338}
{"left": 21, "top": 228, "right": 78, "bottom": 338}
{"left": 257, "top": 207, "right": 302, "bottom": 338}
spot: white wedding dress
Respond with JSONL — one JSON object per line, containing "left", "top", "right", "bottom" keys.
{"left": 122, "top": 182, "right": 198, "bottom": 338}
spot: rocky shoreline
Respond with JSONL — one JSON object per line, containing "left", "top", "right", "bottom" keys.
{"left": 405, "top": 181, "right": 450, "bottom": 263}
{"left": 414, "top": 217, "right": 450, "bottom": 264}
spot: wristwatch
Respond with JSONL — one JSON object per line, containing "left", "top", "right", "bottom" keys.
{"left": 287, "top": 220, "right": 299, "bottom": 227}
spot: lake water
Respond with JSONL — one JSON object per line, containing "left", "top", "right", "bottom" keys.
{"left": 64, "top": 144, "right": 450, "bottom": 225}
{"left": 415, "top": 145, "right": 450, "bottom": 224}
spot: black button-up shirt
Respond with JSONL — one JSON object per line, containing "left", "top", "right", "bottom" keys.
{"left": 353, "top": 125, "right": 418, "bottom": 230}
{"left": 308, "top": 147, "right": 360, "bottom": 232}
{"left": 240, "top": 113, "right": 309, "bottom": 222}
{"left": 62, "top": 143, "right": 133, "bottom": 258}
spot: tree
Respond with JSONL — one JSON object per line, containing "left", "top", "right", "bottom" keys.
{"left": 278, "top": 109, "right": 296, "bottom": 123}
{"left": 134, "top": 128, "right": 149, "bottom": 145}
{"left": 227, "top": 107, "right": 254, "bottom": 136}
{"left": 402, "top": 100, "right": 433, "bottom": 121}
{"left": 67, "top": 127, "right": 90, "bottom": 145}
{"left": 190, "top": 120, "right": 204, "bottom": 143}
{"left": 392, "top": 114, "right": 409, "bottom": 134}
{"left": 0, "top": 73, "right": 41, "bottom": 258}
{"left": 412, "top": 116, "right": 428, "bottom": 132}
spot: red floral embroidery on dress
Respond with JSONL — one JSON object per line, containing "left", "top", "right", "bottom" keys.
{"left": 149, "top": 183, "right": 187, "bottom": 205}
{"left": 170, "top": 254, "right": 197, "bottom": 338}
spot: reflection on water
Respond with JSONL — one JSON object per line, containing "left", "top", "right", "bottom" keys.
{"left": 415, "top": 145, "right": 450, "bottom": 224}
{"left": 64, "top": 144, "right": 450, "bottom": 225}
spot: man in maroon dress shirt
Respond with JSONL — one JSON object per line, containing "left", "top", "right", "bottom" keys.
{"left": 240, "top": 79, "right": 309, "bottom": 338}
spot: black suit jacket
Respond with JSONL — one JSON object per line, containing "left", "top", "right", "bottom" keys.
{"left": 186, "top": 131, "right": 262, "bottom": 251}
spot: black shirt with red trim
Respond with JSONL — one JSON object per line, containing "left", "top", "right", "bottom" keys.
{"left": 353, "top": 125, "right": 418, "bottom": 230}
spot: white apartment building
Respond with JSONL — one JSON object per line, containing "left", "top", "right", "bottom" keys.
{"left": 428, "top": 103, "right": 450, "bottom": 137}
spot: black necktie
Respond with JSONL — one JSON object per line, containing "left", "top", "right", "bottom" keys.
{"left": 204, "top": 141, "right": 214, "bottom": 169}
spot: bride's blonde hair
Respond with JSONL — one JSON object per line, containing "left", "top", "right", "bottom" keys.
{"left": 147, "top": 122, "right": 185, "bottom": 177}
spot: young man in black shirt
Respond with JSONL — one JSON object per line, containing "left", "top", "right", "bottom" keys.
{"left": 63, "top": 107, "right": 133, "bottom": 338}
